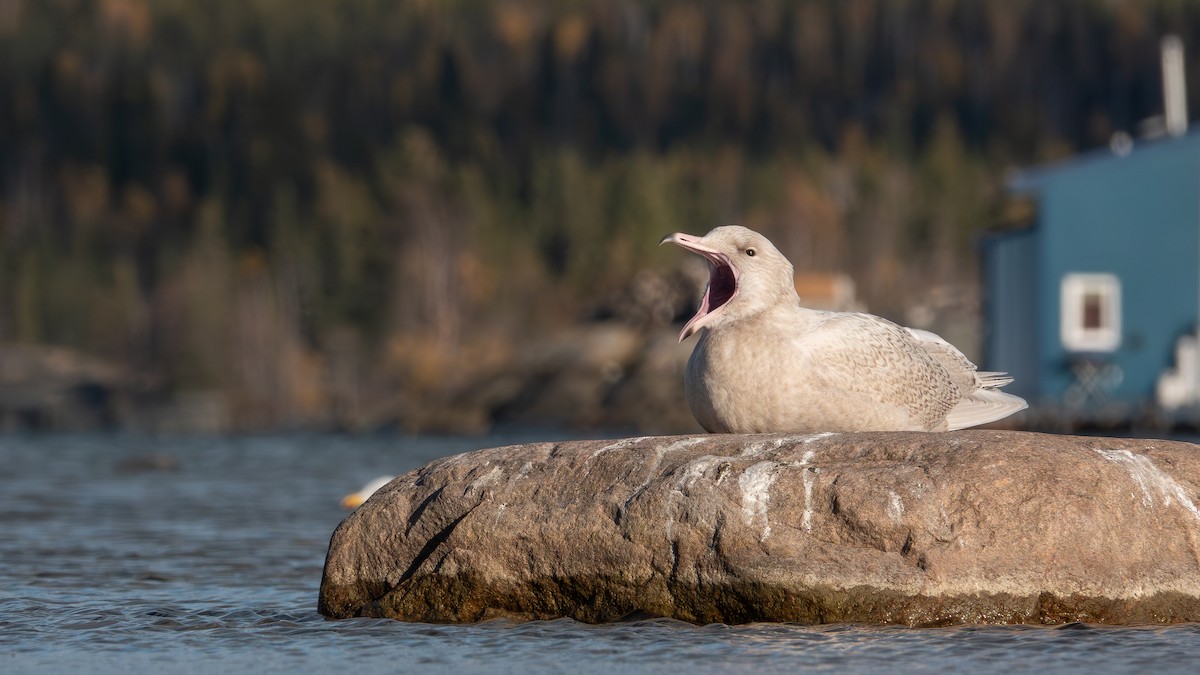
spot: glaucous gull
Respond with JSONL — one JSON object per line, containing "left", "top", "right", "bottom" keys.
{"left": 661, "top": 225, "right": 1027, "bottom": 433}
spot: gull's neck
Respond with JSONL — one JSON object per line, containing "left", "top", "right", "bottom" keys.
{"left": 710, "top": 293, "right": 820, "bottom": 337}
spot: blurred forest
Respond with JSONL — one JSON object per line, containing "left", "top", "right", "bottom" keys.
{"left": 1, "top": 0, "right": 1197, "bottom": 432}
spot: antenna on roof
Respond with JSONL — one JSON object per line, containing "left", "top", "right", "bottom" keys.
{"left": 1162, "top": 35, "right": 1188, "bottom": 137}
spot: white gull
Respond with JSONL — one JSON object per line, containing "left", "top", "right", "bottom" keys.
{"left": 661, "top": 225, "right": 1027, "bottom": 433}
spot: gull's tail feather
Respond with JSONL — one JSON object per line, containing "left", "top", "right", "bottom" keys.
{"left": 976, "top": 371, "right": 1015, "bottom": 388}
{"left": 945, "top": 389, "right": 1028, "bottom": 431}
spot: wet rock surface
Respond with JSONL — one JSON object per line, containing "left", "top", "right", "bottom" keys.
{"left": 319, "top": 431, "right": 1200, "bottom": 625}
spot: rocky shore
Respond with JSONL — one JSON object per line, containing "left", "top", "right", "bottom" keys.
{"left": 319, "top": 430, "right": 1200, "bottom": 626}
{"left": 0, "top": 322, "right": 703, "bottom": 434}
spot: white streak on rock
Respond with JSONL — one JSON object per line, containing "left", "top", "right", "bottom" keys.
{"left": 664, "top": 437, "right": 830, "bottom": 541}
{"left": 675, "top": 456, "right": 721, "bottom": 492}
{"left": 738, "top": 434, "right": 834, "bottom": 458}
{"left": 663, "top": 454, "right": 724, "bottom": 540}
{"left": 738, "top": 442, "right": 771, "bottom": 457}
{"left": 739, "top": 461, "right": 780, "bottom": 540}
{"left": 802, "top": 432, "right": 838, "bottom": 444}
{"left": 662, "top": 436, "right": 710, "bottom": 454}
{"left": 797, "top": 449, "right": 817, "bottom": 531}
{"left": 1092, "top": 448, "right": 1200, "bottom": 520}
{"left": 590, "top": 436, "right": 651, "bottom": 457}
{"left": 887, "top": 491, "right": 905, "bottom": 524}
{"left": 470, "top": 466, "right": 504, "bottom": 490}
{"left": 632, "top": 438, "right": 709, "bottom": 496}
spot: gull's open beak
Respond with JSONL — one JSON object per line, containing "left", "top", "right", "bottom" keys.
{"left": 660, "top": 232, "right": 719, "bottom": 255}
{"left": 659, "top": 232, "right": 739, "bottom": 342}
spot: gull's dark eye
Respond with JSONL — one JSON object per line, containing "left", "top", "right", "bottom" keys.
{"left": 745, "top": 248, "right": 756, "bottom": 257}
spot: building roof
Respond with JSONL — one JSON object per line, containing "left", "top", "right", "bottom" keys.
{"left": 1008, "top": 129, "right": 1200, "bottom": 195}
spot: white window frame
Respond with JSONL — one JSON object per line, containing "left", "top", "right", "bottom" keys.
{"left": 1060, "top": 272, "right": 1122, "bottom": 353}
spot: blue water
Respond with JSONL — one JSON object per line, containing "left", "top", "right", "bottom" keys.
{"left": 2, "top": 433, "right": 1200, "bottom": 674}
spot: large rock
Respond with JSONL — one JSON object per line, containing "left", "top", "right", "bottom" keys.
{"left": 318, "top": 431, "right": 1200, "bottom": 625}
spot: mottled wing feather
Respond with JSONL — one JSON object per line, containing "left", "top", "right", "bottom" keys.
{"left": 904, "top": 327, "right": 979, "bottom": 393}
{"left": 904, "top": 326, "right": 1027, "bottom": 429}
{"left": 807, "top": 313, "right": 959, "bottom": 430}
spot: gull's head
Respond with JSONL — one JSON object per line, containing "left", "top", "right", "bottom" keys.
{"left": 660, "top": 225, "right": 796, "bottom": 341}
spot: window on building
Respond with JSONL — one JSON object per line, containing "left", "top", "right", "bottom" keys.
{"left": 1060, "top": 273, "right": 1121, "bottom": 352}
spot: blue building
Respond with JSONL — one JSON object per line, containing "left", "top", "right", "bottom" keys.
{"left": 983, "top": 132, "right": 1200, "bottom": 418}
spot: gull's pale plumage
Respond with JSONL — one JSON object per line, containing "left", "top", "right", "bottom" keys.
{"left": 661, "top": 225, "right": 1027, "bottom": 433}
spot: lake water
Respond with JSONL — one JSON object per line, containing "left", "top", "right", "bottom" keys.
{"left": 3, "top": 433, "right": 1200, "bottom": 674}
